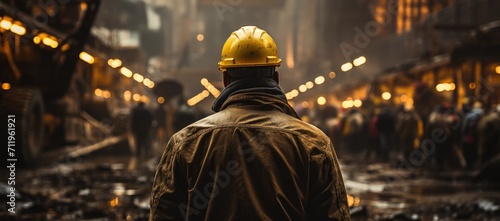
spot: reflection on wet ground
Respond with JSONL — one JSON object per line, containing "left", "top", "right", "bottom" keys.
{"left": 1, "top": 144, "right": 157, "bottom": 221}
{"left": 342, "top": 158, "right": 500, "bottom": 220}
{"left": 1, "top": 145, "right": 500, "bottom": 220}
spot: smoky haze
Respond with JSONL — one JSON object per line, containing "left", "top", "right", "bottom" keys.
{"left": 90, "top": 0, "right": 498, "bottom": 110}
{"left": 90, "top": 0, "right": 385, "bottom": 105}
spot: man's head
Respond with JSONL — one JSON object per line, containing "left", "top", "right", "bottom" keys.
{"left": 218, "top": 26, "right": 281, "bottom": 87}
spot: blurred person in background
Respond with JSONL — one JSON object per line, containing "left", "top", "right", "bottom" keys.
{"left": 131, "top": 101, "right": 153, "bottom": 159}
{"left": 366, "top": 108, "right": 381, "bottom": 162}
{"left": 426, "top": 103, "right": 454, "bottom": 169}
{"left": 343, "top": 108, "right": 366, "bottom": 158}
{"left": 477, "top": 104, "right": 500, "bottom": 167}
{"left": 461, "top": 101, "right": 484, "bottom": 169}
{"left": 396, "top": 106, "right": 423, "bottom": 160}
{"left": 377, "top": 106, "right": 396, "bottom": 162}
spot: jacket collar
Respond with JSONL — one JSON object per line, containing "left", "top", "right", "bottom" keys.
{"left": 219, "top": 92, "right": 301, "bottom": 119}
{"left": 211, "top": 78, "right": 300, "bottom": 119}
{"left": 212, "top": 78, "right": 286, "bottom": 111}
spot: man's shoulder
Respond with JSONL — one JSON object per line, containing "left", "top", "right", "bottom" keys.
{"left": 175, "top": 109, "right": 327, "bottom": 135}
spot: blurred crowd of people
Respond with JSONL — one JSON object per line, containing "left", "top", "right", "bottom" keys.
{"left": 127, "top": 90, "right": 500, "bottom": 172}
{"left": 300, "top": 99, "right": 500, "bottom": 171}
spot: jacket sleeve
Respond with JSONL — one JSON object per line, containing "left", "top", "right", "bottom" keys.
{"left": 149, "top": 138, "right": 188, "bottom": 221}
{"left": 307, "top": 141, "right": 351, "bottom": 221}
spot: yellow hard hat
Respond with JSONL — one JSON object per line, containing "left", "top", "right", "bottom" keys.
{"left": 218, "top": 26, "right": 281, "bottom": 71}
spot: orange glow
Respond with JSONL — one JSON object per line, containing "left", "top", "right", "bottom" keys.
{"left": 94, "top": 88, "right": 103, "bottom": 97}
{"left": 450, "top": 83, "right": 456, "bottom": 90}
{"left": 317, "top": 96, "right": 326, "bottom": 106}
{"left": 33, "top": 36, "right": 41, "bottom": 44}
{"left": 202, "top": 80, "right": 220, "bottom": 98}
{"left": 187, "top": 90, "right": 211, "bottom": 106}
{"left": 353, "top": 56, "right": 366, "bottom": 66}
{"left": 341, "top": 62, "right": 353, "bottom": 72}
{"left": 202, "top": 90, "right": 210, "bottom": 98}
{"left": 201, "top": 78, "right": 208, "bottom": 86}
{"left": 148, "top": 81, "right": 155, "bottom": 89}
{"left": 79, "top": 51, "right": 95, "bottom": 64}
{"left": 158, "top": 97, "right": 165, "bottom": 104}
{"left": 197, "top": 34, "right": 204, "bottom": 42}
{"left": 329, "top": 71, "right": 336, "bottom": 79}
{"left": 353, "top": 99, "right": 362, "bottom": 107}
{"left": 382, "top": 92, "right": 391, "bottom": 100}
{"left": 120, "top": 67, "right": 133, "bottom": 78}
{"left": 133, "top": 73, "right": 144, "bottom": 83}
{"left": 2, "top": 83, "right": 11, "bottom": 90}
{"left": 397, "top": 0, "right": 404, "bottom": 34}
{"left": 124, "top": 91, "right": 131, "bottom": 101}
{"left": 342, "top": 99, "right": 354, "bottom": 109}
{"left": 299, "top": 85, "right": 307, "bottom": 92}
{"left": 0, "top": 19, "right": 12, "bottom": 30}
{"left": 133, "top": 94, "right": 141, "bottom": 101}
{"left": 305, "top": 81, "right": 314, "bottom": 89}
{"left": 354, "top": 196, "right": 360, "bottom": 207}
{"left": 314, "top": 76, "right": 326, "bottom": 85}
{"left": 469, "top": 82, "right": 476, "bottom": 89}
{"left": 400, "top": 95, "right": 408, "bottom": 102}
{"left": 10, "top": 23, "right": 26, "bottom": 35}
{"left": 140, "top": 95, "right": 148, "bottom": 103}
{"left": 301, "top": 101, "right": 309, "bottom": 108}
{"left": 41, "top": 35, "right": 59, "bottom": 48}
{"left": 102, "top": 90, "right": 111, "bottom": 99}
{"left": 109, "top": 197, "right": 119, "bottom": 207}
{"left": 108, "top": 59, "right": 122, "bottom": 68}
{"left": 347, "top": 195, "right": 354, "bottom": 207}
{"left": 286, "top": 36, "right": 295, "bottom": 69}
{"left": 436, "top": 84, "right": 445, "bottom": 92}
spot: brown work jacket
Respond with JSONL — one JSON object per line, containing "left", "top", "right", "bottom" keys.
{"left": 150, "top": 92, "right": 350, "bottom": 221}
